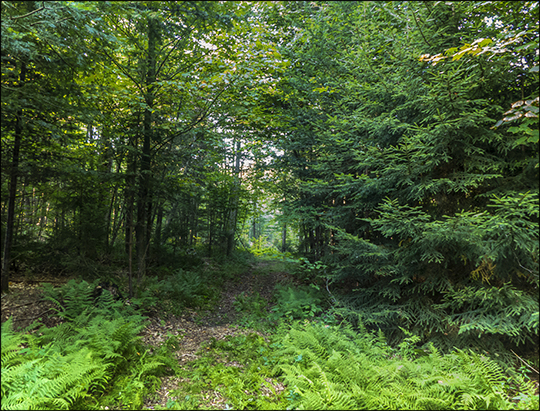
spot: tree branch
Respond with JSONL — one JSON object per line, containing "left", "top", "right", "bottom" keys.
{"left": 409, "top": 3, "right": 431, "bottom": 47}
{"left": 155, "top": 35, "right": 191, "bottom": 80}
{"left": 99, "top": 47, "right": 146, "bottom": 96}
{"left": 30, "top": 16, "right": 72, "bottom": 27}
{"left": 10, "top": 5, "right": 45, "bottom": 20}
{"left": 511, "top": 349, "right": 539, "bottom": 374}
{"left": 152, "top": 77, "right": 237, "bottom": 154}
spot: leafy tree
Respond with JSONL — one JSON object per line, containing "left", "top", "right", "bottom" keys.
{"left": 1, "top": 1, "right": 289, "bottom": 294}
{"left": 1, "top": 0, "right": 107, "bottom": 291}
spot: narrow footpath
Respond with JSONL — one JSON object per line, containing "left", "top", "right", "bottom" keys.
{"left": 141, "top": 259, "right": 294, "bottom": 409}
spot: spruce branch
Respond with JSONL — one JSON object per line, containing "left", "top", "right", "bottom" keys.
{"left": 409, "top": 3, "right": 431, "bottom": 47}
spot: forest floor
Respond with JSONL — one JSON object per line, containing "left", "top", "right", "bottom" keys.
{"left": 0, "top": 259, "right": 297, "bottom": 410}
{"left": 2, "top": 260, "right": 538, "bottom": 409}
{"left": 1, "top": 274, "right": 77, "bottom": 330}
{"left": 140, "top": 259, "right": 296, "bottom": 409}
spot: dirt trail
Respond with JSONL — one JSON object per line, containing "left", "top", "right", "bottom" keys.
{"left": 140, "top": 260, "right": 293, "bottom": 409}
{"left": 139, "top": 260, "right": 292, "bottom": 354}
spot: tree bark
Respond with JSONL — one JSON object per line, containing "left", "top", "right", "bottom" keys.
{"left": 208, "top": 209, "right": 214, "bottom": 257}
{"left": 125, "top": 154, "right": 135, "bottom": 255}
{"left": 136, "top": 15, "right": 158, "bottom": 283}
{"left": 282, "top": 222, "right": 287, "bottom": 252}
{"left": 154, "top": 200, "right": 164, "bottom": 250}
{"left": 226, "top": 140, "right": 242, "bottom": 256}
{"left": 1, "top": 61, "right": 26, "bottom": 293}
{"left": 128, "top": 215, "right": 134, "bottom": 299}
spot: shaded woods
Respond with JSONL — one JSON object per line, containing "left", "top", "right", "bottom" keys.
{"left": 1, "top": 1, "right": 538, "bottom": 410}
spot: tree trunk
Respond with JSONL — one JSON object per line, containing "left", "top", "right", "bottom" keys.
{"left": 208, "top": 209, "right": 214, "bottom": 257}
{"left": 226, "top": 140, "right": 242, "bottom": 256}
{"left": 128, "top": 215, "right": 134, "bottom": 299}
{"left": 282, "top": 222, "right": 287, "bottom": 252}
{"left": 106, "top": 185, "right": 117, "bottom": 250}
{"left": 192, "top": 199, "right": 199, "bottom": 246}
{"left": 136, "top": 15, "right": 158, "bottom": 284}
{"left": 154, "top": 200, "right": 164, "bottom": 249}
{"left": 125, "top": 172, "right": 135, "bottom": 255}
{"left": 108, "top": 160, "right": 124, "bottom": 250}
{"left": 1, "top": 61, "right": 26, "bottom": 294}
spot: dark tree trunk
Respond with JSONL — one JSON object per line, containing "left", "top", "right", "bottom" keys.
{"left": 208, "top": 210, "right": 214, "bottom": 257}
{"left": 125, "top": 148, "right": 136, "bottom": 255}
{"left": 1, "top": 61, "right": 26, "bottom": 294}
{"left": 155, "top": 200, "right": 164, "bottom": 249}
{"left": 106, "top": 185, "right": 117, "bottom": 250}
{"left": 128, "top": 216, "right": 134, "bottom": 299}
{"left": 108, "top": 160, "right": 124, "bottom": 250}
{"left": 191, "top": 199, "right": 199, "bottom": 246}
{"left": 136, "top": 15, "right": 158, "bottom": 283}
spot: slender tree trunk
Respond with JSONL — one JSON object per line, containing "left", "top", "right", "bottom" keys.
{"left": 191, "top": 199, "right": 198, "bottom": 246}
{"left": 308, "top": 227, "right": 315, "bottom": 258}
{"left": 252, "top": 215, "right": 257, "bottom": 240}
{"left": 154, "top": 200, "right": 164, "bottom": 250}
{"left": 208, "top": 209, "right": 213, "bottom": 257}
{"left": 282, "top": 222, "right": 287, "bottom": 252}
{"left": 136, "top": 15, "right": 158, "bottom": 284}
{"left": 108, "top": 159, "right": 124, "bottom": 250}
{"left": 109, "top": 205, "right": 124, "bottom": 250}
{"left": 146, "top": 191, "right": 153, "bottom": 253}
{"left": 128, "top": 216, "right": 134, "bottom": 299}
{"left": 125, "top": 181, "right": 134, "bottom": 255}
{"left": 106, "top": 186, "right": 118, "bottom": 250}
{"left": 226, "top": 140, "right": 241, "bottom": 256}
{"left": 1, "top": 62, "right": 27, "bottom": 293}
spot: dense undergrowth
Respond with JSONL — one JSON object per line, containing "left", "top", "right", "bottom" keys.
{"left": 1, "top": 251, "right": 538, "bottom": 410}
{"left": 1, "top": 284, "right": 166, "bottom": 410}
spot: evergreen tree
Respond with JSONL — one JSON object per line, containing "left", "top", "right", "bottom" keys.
{"left": 271, "top": 1, "right": 539, "bottom": 354}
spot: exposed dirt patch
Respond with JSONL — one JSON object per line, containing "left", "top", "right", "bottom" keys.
{"left": 199, "top": 261, "right": 295, "bottom": 326}
{"left": 1, "top": 276, "right": 74, "bottom": 330}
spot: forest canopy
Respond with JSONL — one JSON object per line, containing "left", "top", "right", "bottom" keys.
{"left": 1, "top": 0, "right": 538, "bottom": 369}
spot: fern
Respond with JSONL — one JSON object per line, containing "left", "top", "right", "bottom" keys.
{"left": 1, "top": 318, "right": 25, "bottom": 369}
{"left": 1, "top": 278, "right": 157, "bottom": 411}
{"left": 271, "top": 285, "right": 326, "bottom": 321}
{"left": 1, "top": 332, "right": 109, "bottom": 411}
{"left": 274, "top": 321, "right": 525, "bottom": 410}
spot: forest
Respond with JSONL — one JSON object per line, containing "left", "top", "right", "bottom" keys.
{"left": 1, "top": 1, "right": 538, "bottom": 410}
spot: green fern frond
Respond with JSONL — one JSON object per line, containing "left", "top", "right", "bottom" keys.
{"left": 415, "top": 396, "right": 452, "bottom": 410}
{"left": 1, "top": 318, "right": 25, "bottom": 368}
{"left": 273, "top": 320, "right": 521, "bottom": 410}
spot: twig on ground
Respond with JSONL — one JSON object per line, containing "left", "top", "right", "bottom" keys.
{"left": 12, "top": 308, "right": 55, "bottom": 323}
{"left": 511, "top": 349, "right": 539, "bottom": 374}
{"left": 10, "top": 300, "right": 44, "bottom": 309}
